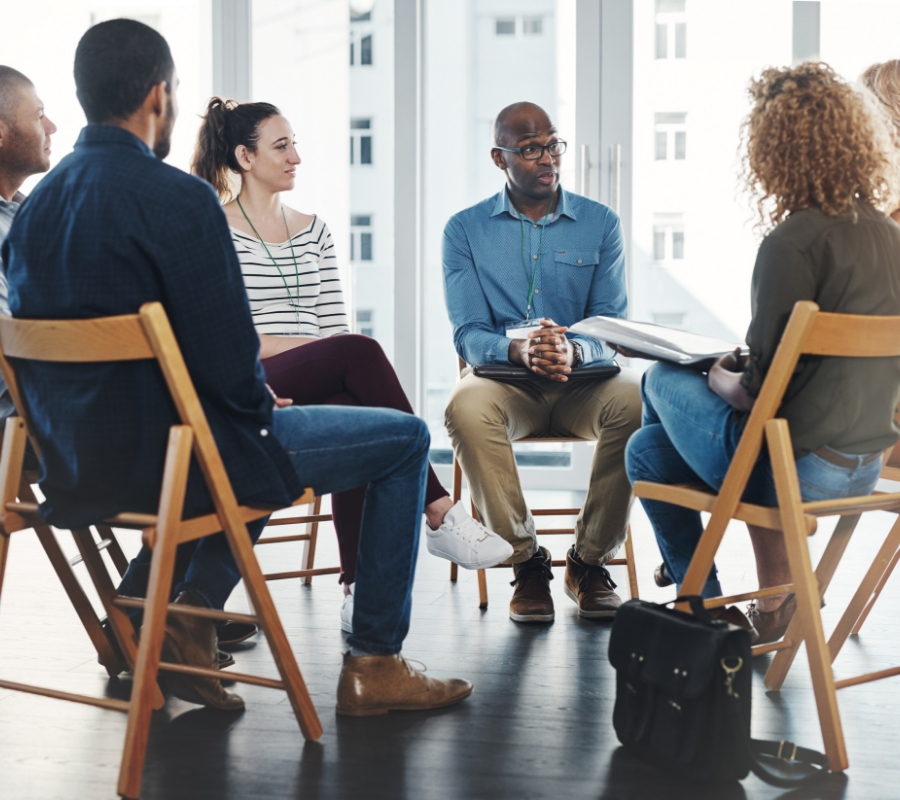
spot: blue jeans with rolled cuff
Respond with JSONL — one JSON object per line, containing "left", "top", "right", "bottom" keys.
{"left": 117, "top": 404, "right": 429, "bottom": 656}
{"left": 625, "top": 362, "right": 882, "bottom": 598}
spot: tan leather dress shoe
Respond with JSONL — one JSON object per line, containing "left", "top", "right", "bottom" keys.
{"left": 509, "top": 546, "right": 554, "bottom": 623}
{"left": 160, "top": 589, "right": 244, "bottom": 711}
{"left": 336, "top": 653, "right": 473, "bottom": 717}
{"left": 563, "top": 548, "right": 622, "bottom": 618}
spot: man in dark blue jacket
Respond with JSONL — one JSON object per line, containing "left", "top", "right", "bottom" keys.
{"left": 2, "top": 19, "right": 471, "bottom": 717}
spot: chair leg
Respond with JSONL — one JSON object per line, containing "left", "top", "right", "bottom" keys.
{"left": 851, "top": 539, "right": 900, "bottom": 636}
{"left": 450, "top": 457, "right": 462, "bottom": 583}
{"left": 477, "top": 569, "right": 488, "bottom": 609}
{"left": 470, "top": 499, "right": 490, "bottom": 608}
{"left": 828, "top": 516, "right": 900, "bottom": 662}
{"left": 117, "top": 425, "right": 194, "bottom": 799}
{"left": 116, "top": 518, "right": 180, "bottom": 800}
{"left": 624, "top": 525, "right": 639, "bottom": 600}
{"left": 299, "top": 495, "right": 322, "bottom": 587}
{"left": 765, "top": 513, "right": 860, "bottom": 691}
{"left": 220, "top": 509, "right": 322, "bottom": 740}
{"left": 768, "top": 420, "right": 848, "bottom": 772}
{"left": 70, "top": 528, "right": 152, "bottom": 692}
{"left": 96, "top": 524, "right": 130, "bottom": 578}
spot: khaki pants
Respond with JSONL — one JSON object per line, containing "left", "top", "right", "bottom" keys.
{"left": 445, "top": 368, "right": 642, "bottom": 566}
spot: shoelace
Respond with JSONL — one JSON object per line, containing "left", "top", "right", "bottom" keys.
{"left": 400, "top": 656, "right": 427, "bottom": 676}
{"left": 510, "top": 556, "right": 554, "bottom": 587}
{"left": 579, "top": 564, "right": 617, "bottom": 593}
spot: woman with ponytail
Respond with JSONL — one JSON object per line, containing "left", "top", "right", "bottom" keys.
{"left": 192, "top": 99, "right": 512, "bottom": 631}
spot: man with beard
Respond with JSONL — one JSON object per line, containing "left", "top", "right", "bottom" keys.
{"left": 2, "top": 19, "right": 472, "bottom": 717}
{"left": 0, "top": 67, "right": 56, "bottom": 425}
{"left": 443, "top": 102, "right": 642, "bottom": 624}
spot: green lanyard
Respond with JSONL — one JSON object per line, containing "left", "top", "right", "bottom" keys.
{"left": 518, "top": 195, "right": 556, "bottom": 320}
{"left": 236, "top": 197, "right": 303, "bottom": 327}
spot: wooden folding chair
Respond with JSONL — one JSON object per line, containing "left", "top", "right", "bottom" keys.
{"left": 449, "top": 358, "right": 639, "bottom": 608}
{"left": 632, "top": 300, "right": 900, "bottom": 773}
{"left": 0, "top": 302, "right": 322, "bottom": 799}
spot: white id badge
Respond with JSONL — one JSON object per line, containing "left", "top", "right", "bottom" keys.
{"left": 505, "top": 319, "right": 543, "bottom": 339}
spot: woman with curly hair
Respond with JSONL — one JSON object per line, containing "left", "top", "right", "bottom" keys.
{"left": 625, "top": 63, "right": 900, "bottom": 644}
{"left": 191, "top": 98, "right": 513, "bottom": 632}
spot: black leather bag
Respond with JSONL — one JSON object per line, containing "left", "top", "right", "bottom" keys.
{"left": 472, "top": 363, "right": 620, "bottom": 382}
{"left": 608, "top": 597, "right": 829, "bottom": 787}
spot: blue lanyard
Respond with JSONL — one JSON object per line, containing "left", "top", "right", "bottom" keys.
{"left": 518, "top": 195, "right": 555, "bottom": 320}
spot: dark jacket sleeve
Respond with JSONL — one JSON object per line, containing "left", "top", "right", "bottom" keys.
{"left": 740, "top": 233, "right": 817, "bottom": 397}
{"left": 151, "top": 178, "right": 273, "bottom": 423}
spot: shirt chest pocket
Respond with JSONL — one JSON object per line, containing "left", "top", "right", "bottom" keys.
{"left": 554, "top": 249, "right": 600, "bottom": 303}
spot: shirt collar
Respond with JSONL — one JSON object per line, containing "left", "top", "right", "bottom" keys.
{"left": 490, "top": 185, "right": 577, "bottom": 223}
{"left": 0, "top": 191, "right": 25, "bottom": 213}
{"left": 74, "top": 124, "right": 157, "bottom": 158}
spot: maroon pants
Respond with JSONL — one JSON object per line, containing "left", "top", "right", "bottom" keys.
{"left": 262, "top": 334, "right": 447, "bottom": 584}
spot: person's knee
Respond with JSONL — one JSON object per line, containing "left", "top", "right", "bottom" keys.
{"left": 444, "top": 379, "right": 504, "bottom": 440}
{"left": 625, "top": 427, "right": 649, "bottom": 484}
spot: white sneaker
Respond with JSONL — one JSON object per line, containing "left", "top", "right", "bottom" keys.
{"left": 425, "top": 501, "right": 514, "bottom": 570}
{"left": 340, "top": 583, "right": 354, "bottom": 634}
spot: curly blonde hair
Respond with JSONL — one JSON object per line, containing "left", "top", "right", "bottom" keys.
{"left": 863, "top": 60, "right": 900, "bottom": 128}
{"left": 740, "top": 62, "right": 900, "bottom": 232}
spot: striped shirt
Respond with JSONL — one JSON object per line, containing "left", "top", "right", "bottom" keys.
{"left": 231, "top": 215, "right": 349, "bottom": 338}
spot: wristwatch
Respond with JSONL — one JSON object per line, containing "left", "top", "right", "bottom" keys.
{"left": 571, "top": 340, "right": 584, "bottom": 368}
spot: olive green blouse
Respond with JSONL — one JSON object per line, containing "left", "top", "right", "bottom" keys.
{"left": 740, "top": 202, "right": 900, "bottom": 457}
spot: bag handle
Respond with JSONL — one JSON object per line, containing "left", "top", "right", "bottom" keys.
{"left": 669, "top": 594, "right": 713, "bottom": 623}
{"left": 729, "top": 693, "right": 829, "bottom": 787}
{"left": 748, "top": 738, "right": 830, "bottom": 788}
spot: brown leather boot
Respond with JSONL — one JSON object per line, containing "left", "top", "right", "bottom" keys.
{"left": 335, "top": 653, "right": 473, "bottom": 716}
{"left": 563, "top": 547, "right": 622, "bottom": 619}
{"left": 509, "top": 546, "right": 554, "bottom": 623}
{"left": 160, "top": 589, "right": 244, "bottom": 711}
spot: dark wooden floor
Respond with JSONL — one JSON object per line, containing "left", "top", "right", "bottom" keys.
{"left": 2, "top": 490, "right": 900, "bottom": 799}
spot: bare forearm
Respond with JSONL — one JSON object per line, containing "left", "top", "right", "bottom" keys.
{"left": 258, "top": 333, "right": 317, "bottom": 360}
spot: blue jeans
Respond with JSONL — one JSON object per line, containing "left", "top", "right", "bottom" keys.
{"left": 117, "top": 404, "right": 429, "bottom": 655}
{"left": 625, "top": 362, "right": 882, "bottom": 597}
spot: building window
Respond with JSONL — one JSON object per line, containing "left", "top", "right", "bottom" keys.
{"left": 360, "top": 34, "right": 373, "bottom": 65}
{"left": 653, "top": 312, "right": 686, "bottom": 328}
{"left": 655, "top": 0, "right": 686, "bottom": 60}
{"left": 495, "top": 18, "right": 516, "bottom": 35}
{"left": 351, "top": 215, "right": 373, "bottom": 262}
{"left": 350, "top": 40, "right": 354, "bottom": 66}
{"left": 350, "top": 119, "right": 372, "bottom": 166}
{"left": 356, "top": 309, "right": 374, "bottom": 337}
{"left": 523, "top": 16, "right": 543, "bottom": 35}
{"left": 350, "top": 8, "right": 371, "bottom": 22}
{"left": 655, "top": 23, "right": 667, "bottom": 59}
{"left": 674, "top": 22, "right": 687, "bottom": 58}
{"left": 653, "top": 213, "right": 685, "bottom": 261}
{"left": 654, "top": 112, "right": 687, "bottom": 160}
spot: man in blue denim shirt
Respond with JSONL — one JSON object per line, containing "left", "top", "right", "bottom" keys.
{"left": 3, "top": 19, "right": 471, "bottom": 717}
{"left": 443, "top": 102, "right": 641, "bottom": 624}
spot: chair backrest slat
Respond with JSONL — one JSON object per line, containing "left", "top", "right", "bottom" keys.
{"left": 0, "top": 314, "right": 154, "bottom": 362}
{"left": 803, "top": 312, "right": 900, "bottom": 358}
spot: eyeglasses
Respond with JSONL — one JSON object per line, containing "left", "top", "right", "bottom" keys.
{"left": 495, "top": 140, "right": 567, "bottom": 161}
